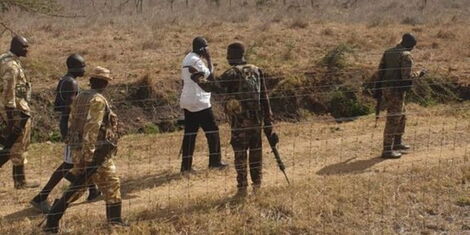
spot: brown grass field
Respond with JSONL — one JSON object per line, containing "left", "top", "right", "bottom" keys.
{"left": 0, "top": 103, "right": 469, "bottom": 234}
{"left": 0, "top": 0, "right": 469, "bottom": 234}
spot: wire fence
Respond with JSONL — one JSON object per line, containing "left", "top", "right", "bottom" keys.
{"left": 0, "top": 85, "right": 468, "bottom": 233}
{"left": 0, "top": 52, "right": 469, "bottom": 234}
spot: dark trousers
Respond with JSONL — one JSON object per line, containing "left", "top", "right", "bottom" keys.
{"left": 181, "top": 108, "right": 221, "bottom": 171}
{"left": 33, "top": 117, "right": 97, "bottom": 202}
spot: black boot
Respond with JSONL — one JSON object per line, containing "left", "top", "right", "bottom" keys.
{"left": 209, "top": 160, "right": 228, "bottom": 170}
{"left": 393, "top": 136, "right": 411, "bottom": 152}
{"left": 0, "top": 149, "right": 10, "bottom": 168}
{"left": 30, "top": 195, "right": 51, "bottom": 214}
{"left": 43, "top": 199, "right": 69, "bottom": 233}
{"left": 13, "top": 165, "right": 39, "bottom": 189}
{"left": 31, "top": 162, "right": 73, "bottom": 213}
{"left": 381, "top": 148, "right": 402, "bottom": 159}
{"left": 86, "top": 185, "right": 101, "bottom": 202}
{"left": 106, "top": 202, "right": 128, "bottom": 226}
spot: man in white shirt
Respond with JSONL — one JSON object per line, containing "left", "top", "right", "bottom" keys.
{"left": 179, "top": 37, "right": 227, "bottom": 172}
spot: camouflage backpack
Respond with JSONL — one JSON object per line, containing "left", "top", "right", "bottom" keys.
{"left": 228, "top": 64, "right": 262, "bottom": 116}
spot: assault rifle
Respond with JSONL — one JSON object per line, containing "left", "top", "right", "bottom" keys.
{"left": 264, "top": 126, "right": 290, "bottom": 185}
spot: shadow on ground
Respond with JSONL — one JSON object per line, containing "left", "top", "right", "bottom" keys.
{"left": 316, "top": 156, "right": 386, "bottom": 175}
{"left": 2, "top": 207, "right": 42, "bottom": 222}
{"left": 120, "top": 171, "right": 182, "bottom": 199}
{"left": 131, "top": 193, "right": 245, "bottom": 223}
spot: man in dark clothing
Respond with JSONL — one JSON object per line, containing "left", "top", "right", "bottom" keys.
{"left": 30, "top": 54, "right": 100, "bottom": 214}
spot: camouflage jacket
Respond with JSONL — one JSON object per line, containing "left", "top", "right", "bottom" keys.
{"left": 193, "top": 64, "right": 273, "bottom": 126}
{"left": 0, "top": 51, "right": 32, "bottom": 115}
{"left": 67, "top": 89, "right": 119, "bottom": 162}
{"left": 377, "top": 44, "right": 418, "bottom": 91}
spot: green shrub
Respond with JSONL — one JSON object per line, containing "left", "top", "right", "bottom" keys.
{"left": 143, "top": 123, "right": 160, "bottom": 135}
{"left": 328, "top": 89, "right": 371, "bottom": 121}
{"left": 48, "top": 131, "right": 62, "bottom": 143}
{"left": 407, "top": 73, "right": 460, "bottom": 106}
{"left": 321, "top": 43, "right": 354, "bottom": 70}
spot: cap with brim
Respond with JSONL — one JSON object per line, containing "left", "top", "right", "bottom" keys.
{"left": 90, "top": 66, "right": 112, "bottom": 82}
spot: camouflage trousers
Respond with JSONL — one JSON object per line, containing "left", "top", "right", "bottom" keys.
{"left": 69, "top": 156, "right": 121, "bottom": 204}
{"left": 230, "top": 119, "right": 263, "bottom": 189}
{"left": 10, "top": 117, "right": 31, "bottom": 166}
{"left": 383, "top": 89, "right": 407, "bottom": 150}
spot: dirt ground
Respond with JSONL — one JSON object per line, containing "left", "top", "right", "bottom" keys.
{"left": 0, "top": 103, "right": 468, "bottom": 234}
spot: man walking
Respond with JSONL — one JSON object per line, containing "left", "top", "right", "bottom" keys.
{"left": 179, "top": 36, "right": 227, "bottom": 173}
{"left": 44, "top": 66, "right": 126, "bottom": 233}
{"left": 0, "top": 36, "right": 39, "bottom": 189}
{"left": 30, "top": 54, "right": 100, "bottom": 214}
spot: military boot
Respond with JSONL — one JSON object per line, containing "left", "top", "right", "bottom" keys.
{"left": 208, "top": 159, "right": 228, "bottom": 170}
{"left": 106, "top": 202, "right": 129, "bottom": 227}
{"left": 381, "top": 149, "right": 402, "bottom": 159}
{"left": 43, "top": 199, "right": 69, "bottom": 233}
{"left": 30, "top": 195, "right": 51, "bottom": 214}
{"left": 13, "top": 165, "right": 39, "bottom": 189}
{"left": 86, "top": 185, "right": 102, "bottom": 202}
{"left": 0, "top": 149, "right": 10, "bottom": 168}
{"left": 393, "top": 136, "right": 411, "bottom": 152}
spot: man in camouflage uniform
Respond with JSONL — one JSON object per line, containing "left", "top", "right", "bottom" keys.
{"left": 189, "top": 42, "right": 278, "bottom": 197}
{"left": 377, "top": 33, "right": 425, "bottom": 158}
{"left": 0, "top": 36, "right": 39, "bottom": 189}
{"left": 44, "top": 66, "right": 126, "bottom": 233}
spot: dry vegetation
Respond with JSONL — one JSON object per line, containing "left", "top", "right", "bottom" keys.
{"left": 0, "top": 0, "right": 469, "bottom": 234}
{"left": 0, "top": 0, "right": 469, "bottom": 88}
{"left": 0, "top": 103, "right": 469, "bottom": 234}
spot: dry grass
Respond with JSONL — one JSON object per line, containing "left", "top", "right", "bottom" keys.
{"left": 0, "top": 103, "right": 469, "bottom": 234}
{"left": 0, "top": 1, "right": 469, "bottom": 234}
{"left": 0, "top": 0, "right": 469, "bottom": 90}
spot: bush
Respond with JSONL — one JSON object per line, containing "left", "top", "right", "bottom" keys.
{"left": 328, "top": 89, "right": 372, "bottom": 121}
{"left": 143, "top": 123, "right": 160, "bottom": 135}
{"left": 48, "top": 131, "right": 62, "bottom": 143}
{"left": 321, "top": 43, "right": 354, "bottom": 70}
{"left": 407, "top": 73, "right": 460, "bottom": 107}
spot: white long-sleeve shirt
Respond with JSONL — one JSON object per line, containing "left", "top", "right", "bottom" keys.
{"left": 179, "top": 52, "right": 212, "bottom": 112}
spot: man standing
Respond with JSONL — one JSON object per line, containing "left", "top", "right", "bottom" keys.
{"left": 189, "top": 42, "right": 278, "bottom": 197}
{"left": 179, "top": 36, "right": 227, "bottom": 172}
{"left": 377, "top": 33, "right": 424, "bottom": 158}
{"left": 30, "top": 54, "right": 100, "bottom": 214}
{"left": 44, "top": 66, "right": 126, "bottom": 233}
{"left": 0, "top": 36, "right": 38, "bottom": 189}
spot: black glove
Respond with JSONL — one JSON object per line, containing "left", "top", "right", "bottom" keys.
{"left": 268, "top": 132, "right": 279, "bottom": 146}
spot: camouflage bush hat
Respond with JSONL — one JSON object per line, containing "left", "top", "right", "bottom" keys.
{"left": 90, "top": 66, "right": 112, "bottom": 82}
